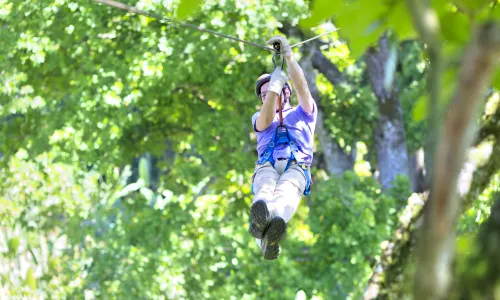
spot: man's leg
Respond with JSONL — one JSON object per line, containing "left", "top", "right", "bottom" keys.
{"left": 272, "top": 163, "right": 306, "bottom": 223}
{"left": 250, "top": 162, "right": 279, "bottom": 240}
{"left": 261, "top": 159, "right": 288, "bottom": 213}
{"left": 250, "top": 161, "right": 290, "bottom": 260}
{"left": 255, "top": 160, "right": 302, "bottom": 260}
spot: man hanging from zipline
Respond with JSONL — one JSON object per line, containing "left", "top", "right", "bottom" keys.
{"left": 95, "top": 0, "right": 333, "bottom": 260}
{"left": 249, "top": 35, "right": 317, "bottom": 260}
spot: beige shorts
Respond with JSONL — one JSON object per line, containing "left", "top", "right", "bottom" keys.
{"left": 251, "top": 159, "right": 308, "bottom": 223}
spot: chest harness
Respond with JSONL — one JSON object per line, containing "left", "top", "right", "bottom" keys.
{"left": 252, "top": 46, "right": 312, "bottom": 196}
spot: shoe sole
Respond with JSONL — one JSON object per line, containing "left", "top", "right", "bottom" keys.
{"left": 263, "top": 217, "right": 286, "bottom": 260}
{"left": 249, "top": 200, "right": 270, "bottom": 239}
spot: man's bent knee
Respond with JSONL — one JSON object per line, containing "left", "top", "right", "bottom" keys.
{"left": 252, "top": 162, "right": 279, "bottom": 198}
{"left": 279, "top": 165, "right": 307, "bottom": 193}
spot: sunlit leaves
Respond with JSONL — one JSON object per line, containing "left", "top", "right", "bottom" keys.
{"left": 3, "top": 0, "right": 499, "bottom": 298}
{"left": 451, "top": 0, "right": 491, "bottom": 15}
{"left": 492, "top": 69, "right": 500, "bottom": 91}
{"left": 299, "top": 0, "right": 416, "bottom": 59}
{"left": 333, "top": 0, "right": 386, "bottom": 58}
{"left": 176, "top": 0, "right": 205, "bottom": 19}
{"left": 491, "top": 3, "right": 500, "bottom": 20}
{"left": 307, "top": 171, "right": 403, "bottom": 298}
{"left": 16, "top": 31, "right": 60, "bottom": 65}
{"left": 411, "top": 66, "right": 458, "bottom": 121}
{"left": 299, "top": 0, "right": 344, "bottom": 28}
{"left": 0, "top": 0, "right": 12, "bottom": 19}
{"left": 440, "top": 10, "right": 470, "bottom": 44}
{"left": 386, "top": 1, "right": 418, "bottom": 41}
{"left": 412, "top": 95, "right": 428, "bottom": 121}
{"left": 26, "top": 267, "right": 37, "bottom": 290}
{"left": 7, "top": 237, "right": 20, "bottom": 257}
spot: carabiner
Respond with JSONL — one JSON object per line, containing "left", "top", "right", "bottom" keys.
{"left": 272, "top": 52, "right": 284, "bottom": 69}
{"left": 272, "top": 41, "right": 284, "bottom": 69}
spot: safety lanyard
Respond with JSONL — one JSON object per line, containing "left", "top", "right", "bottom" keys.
{"left": 272, "top": 43, "right": 285, "bottom": 126}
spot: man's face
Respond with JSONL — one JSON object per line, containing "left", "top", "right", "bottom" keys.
{"left": 259, "top": 82, "right": 271, "bottom": 102}
{"left": 259, "top": 82, "right": 291, "bottom": 105}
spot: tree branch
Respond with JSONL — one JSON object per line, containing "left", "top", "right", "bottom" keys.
{"left": 414, "top": 22, "right": 500, "bottom": 299}
{"left": 365, "top": 33, "right": 410, "bottom": 192}
{"left": 310, "top": 47, "right": 347, "bottom": 85}
{"left": 299, "top": 47, "right": 355, "bottom": 174}
{"left": 364, "top": 193, "right": 426, "bottom": 299}
{"left": 365, "top": 130, "right": 500, "bottom": 298}
{"left": 406, "top": 0, "right": 444, "bottom": 180}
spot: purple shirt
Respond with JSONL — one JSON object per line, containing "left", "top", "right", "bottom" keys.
{"left": 252, "top": 103, "right": 317, "bottom": 165}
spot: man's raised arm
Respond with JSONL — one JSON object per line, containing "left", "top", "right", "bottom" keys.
{"left": 267, "top": 35, "right": 315, "bottom": 114}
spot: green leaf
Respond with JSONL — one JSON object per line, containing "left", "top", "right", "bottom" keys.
{"left": 48, "top": 257, "right": 60, "bottom": 273}
{"left": 492, "top": 68, "right": 500, "bottom": 90}
{"left": 411, "top": 66, "right": 458, "bottom": 121}
{"left": 334, "top": 0, "right": 387, "bottom": 58}
{"left": 491, "top": 4, "right": 500, "bottom": 21}
{"left": 456, "top": 234, "right": 474, "bottom": 255}
{"left": 7, "top": 237, "right": 19, "bottom": 256}
{"left": 386, "top": 1, "right": 418, "bottom": 40}
{"left": 451, "top": 0, "right": 490, "bottom": 15}
{"left": 439, "top": 11, "right": 470, "bottom": 44}
{"left": 347, "top": 29, "right": 384, "bottom": 59}
{"left": 299, "top": 0, "right": 344, "bottom": 28}
{"left": 412, "top": 95, "right": 428, "bottom": 121}
{"left": 176, "top": 0, "right": 204, "bottom": 20}
{"left": 26, "top": 267, "right": 37, "bottom": 290}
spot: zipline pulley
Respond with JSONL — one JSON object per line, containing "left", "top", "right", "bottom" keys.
{"left": 272, "top": 41, "right": 284, "bottom": 69}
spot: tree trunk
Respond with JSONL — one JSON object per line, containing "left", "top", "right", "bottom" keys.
{"left": 364, "top": 193, "right": 426, "bottom": 299}
{"left": 408, "top": 149, "right": 428, "bottom": 193}
{"left": 300, "top": 46, "right": 355, "bottom": 175}
{"left": 364, "top": 103, "right": 500, "bottom": 298}
{"left": 310, "top": 46, "right": 347, "bottom": 85}
{"left": 365, "top": 34, "right": 410, "bottom": 192}
{"left": 413, "top": 22, "right": 500, "bottom": 299}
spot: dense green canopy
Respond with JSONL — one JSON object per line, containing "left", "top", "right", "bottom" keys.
{"left": 1, "top": 0, "right": 500, "bottom": 299}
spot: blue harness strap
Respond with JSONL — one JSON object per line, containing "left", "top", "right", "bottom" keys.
{"left": 252, "top": 125, "right": 312, "bottom": 196}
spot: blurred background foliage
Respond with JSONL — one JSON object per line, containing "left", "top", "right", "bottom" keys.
{"left": 1, "top": 0, "right": 499, "bottom": 299}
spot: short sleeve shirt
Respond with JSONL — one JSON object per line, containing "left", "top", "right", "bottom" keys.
{"left": 252, "top": 103, "right": 317, "bottom": 165}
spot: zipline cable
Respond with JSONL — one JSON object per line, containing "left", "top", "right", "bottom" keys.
{"left": 290, "top": 30, "right": 339, "bottom": 48}
{"left": 94, "top": 0, "right": 276, "bottom": 52}
{"left": 94, "top": 0, "right": 339, "bottom": 53}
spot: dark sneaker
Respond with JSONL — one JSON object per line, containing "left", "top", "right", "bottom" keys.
{"left": 260, "top": 216, "right": 287, "bottom": 260}
{"left": 248, "top": 200, "right": 272, "bottom": 239}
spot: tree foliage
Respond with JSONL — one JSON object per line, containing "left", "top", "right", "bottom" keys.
{"left": 1, "top": 0, "right": 499, "bottom": 299}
